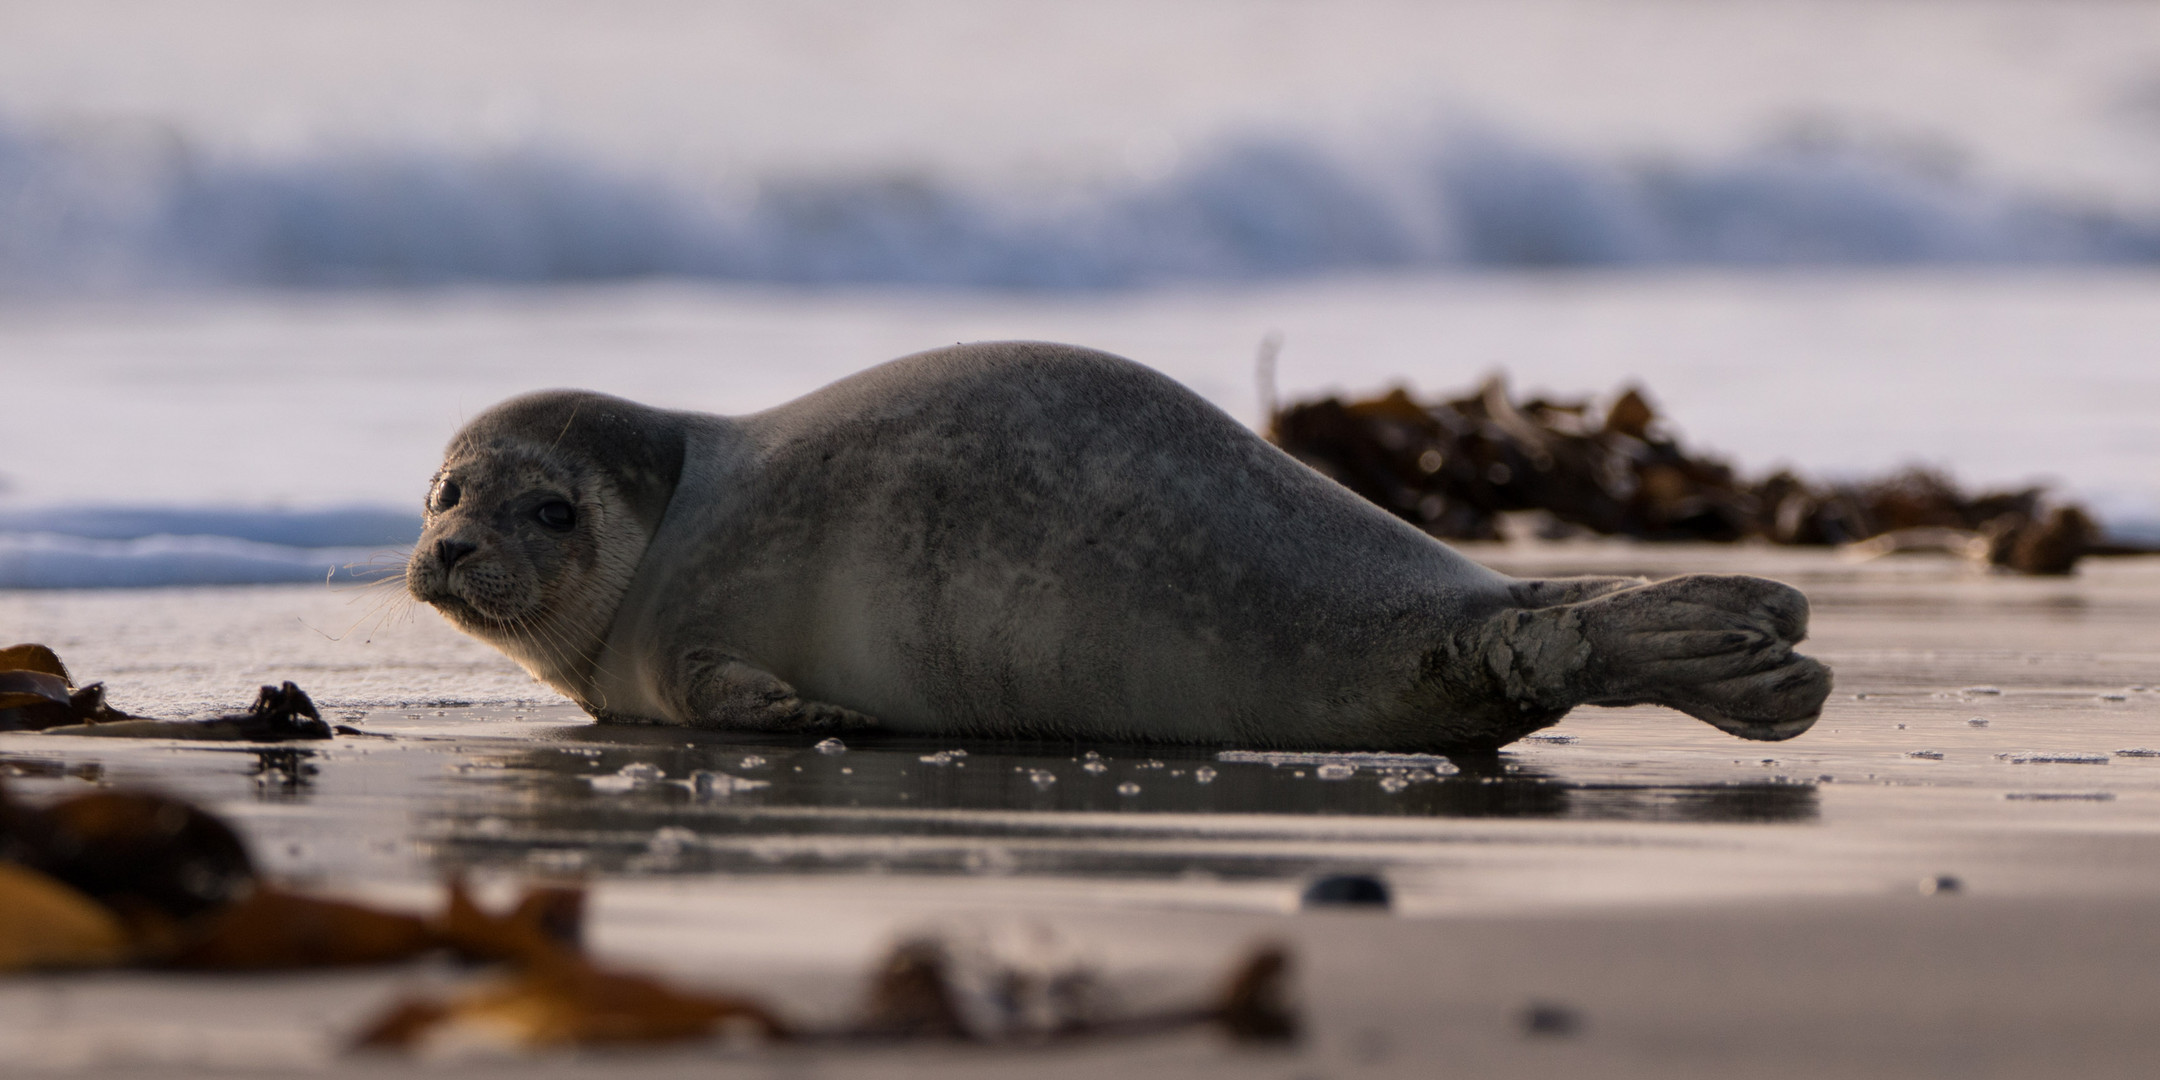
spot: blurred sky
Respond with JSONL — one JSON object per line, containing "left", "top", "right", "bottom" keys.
{"left": 3, "top": 0, "right": 2158, "bottom": 201}
{"left": 3, "top": 0, "right": 2160, "bottom": 288}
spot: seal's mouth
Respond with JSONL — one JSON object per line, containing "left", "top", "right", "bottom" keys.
{"left": 418, "top": 589, "right": 504, "bottom": 630}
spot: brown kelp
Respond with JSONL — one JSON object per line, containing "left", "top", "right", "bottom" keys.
{"left": 1271, "top": 375, "right": 2138, "bottom": 574}
{"left": 0, "top": 780, "right": 1297, "bottom": 1054}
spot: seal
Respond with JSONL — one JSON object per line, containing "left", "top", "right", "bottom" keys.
{"left": 407, "top": 342, "right": 1831, "bottom": 751}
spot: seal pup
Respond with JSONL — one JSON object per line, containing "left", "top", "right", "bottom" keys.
{"left": 407, "top": 342, "right": 1831, "bottom": 751}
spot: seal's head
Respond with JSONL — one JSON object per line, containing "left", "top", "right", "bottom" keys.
{"left": 407, "top": 390, "right": 684, "bottom": 700}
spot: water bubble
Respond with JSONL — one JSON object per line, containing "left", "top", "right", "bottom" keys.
{"left": 1082, "top": 760, "right": 1108, "bottom": 774}
{"left": 1116, "top": 781, "right": 1141, "bottom": 796}
{"left": 738, "top": 755, "right": 768, "bottom": 769}
{"left": 647, "top": 826, "right": 699, "bottom": 856}
{"left": 691, "top": 770, "right": 770, "bottom": 797}
{"left": 963, "top": 846, "right": 1018, "bottom": 873}
{"left": 1027, "top": 769, "right": 1058, "bottom": 790}
{"left": 1378, "top": 775, "right": 1410, "bottom": 793}
{"left": 1315, "top": 763, "right": 1356, "bottom": 780}
{"left": 815, "top": 738, "right": 847, "bottom": 755}
{"left": 528, "top": 849, "right": 587, "bottom": 873}
{"left": 586, "top": 763, "right": 658, "bottom": 793}
{"left": 1194, "top": 766, "right": 1218, "bottom": 784}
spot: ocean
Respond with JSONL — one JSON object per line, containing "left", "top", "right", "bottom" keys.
{"left": 0, "top": 0, "right": 2156, "bottom": 585}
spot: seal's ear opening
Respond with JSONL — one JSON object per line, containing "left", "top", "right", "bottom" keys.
{"left": 453, "top": 390, "right": 686, "bottom": 534}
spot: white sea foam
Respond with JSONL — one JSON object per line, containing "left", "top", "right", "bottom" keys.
{"left": 0, "top": 532, "right": 400, "bottom": 589}
{"left": 0, "top": 506, "right": 416, "bottom": 589}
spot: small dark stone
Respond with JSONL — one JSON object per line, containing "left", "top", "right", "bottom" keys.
{"left": 1923, "top": 874, "right": 1963, "bottom": 895}
{"left": 1521, "top": 1001, "right": 1582, "bottom": 1037}
{"left": 1300, "top": 873, "right": 1391, "bottom": 909}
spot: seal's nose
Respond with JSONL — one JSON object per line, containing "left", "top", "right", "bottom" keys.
{"left": 435, "top": 538, "right": 478, "bottom": 569}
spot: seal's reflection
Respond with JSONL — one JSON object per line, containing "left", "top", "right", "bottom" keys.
{"left": 421, "top": 732, "right": 1818, "bottom": 877}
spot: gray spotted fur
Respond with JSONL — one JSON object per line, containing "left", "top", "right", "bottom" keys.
{"left": 410, "top": 342, "right": 1831, "bottom": 751}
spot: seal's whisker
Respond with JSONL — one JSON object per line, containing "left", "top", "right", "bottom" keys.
{"left": 363, "top": 592, "right": 418, "bottom": 641}
{"left": 317, "top": 587, "right": 406, "bottom": 643}
{"left": 329, "top": 547, "right": 415, "bottom": 598}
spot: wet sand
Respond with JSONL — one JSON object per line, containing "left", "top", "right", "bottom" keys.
{"left": 3, "top": 543, "right": 2158, "bottom": 1077}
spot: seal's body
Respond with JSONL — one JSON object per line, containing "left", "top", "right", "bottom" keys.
{"left": 409, "top": 343, "right": 1830, "bottom": 751}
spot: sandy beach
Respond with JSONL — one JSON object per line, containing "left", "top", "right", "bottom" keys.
{"left": 5, "top": 542, "right": 2158, "bottom": 1077}
{"left": 3, "top": 2, "right": 2158, "bottom": 1073}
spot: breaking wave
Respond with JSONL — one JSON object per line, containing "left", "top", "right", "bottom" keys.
{"left": 0, "top": 506, "right": 417, "bottom": 589}
{"left": 4, "top": 122, "right": 2158, "bottom": 291}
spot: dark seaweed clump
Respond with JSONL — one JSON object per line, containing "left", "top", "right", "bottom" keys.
{"left": 1270, "top": 375, "right": 2140, "bottom": 575}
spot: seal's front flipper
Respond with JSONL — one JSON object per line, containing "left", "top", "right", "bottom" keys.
{"left": 1569, "top": 574, "right": 1831, "bottom": 741}
{"left": 670, "top": 649, "right": 881, "bottom": 734}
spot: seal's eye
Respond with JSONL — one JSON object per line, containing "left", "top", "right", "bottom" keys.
{"left": 534, "top": 498, "right": 577, "bottom": 531}
{"left": 432, "top": 479, "right": 461, "bottom": 512}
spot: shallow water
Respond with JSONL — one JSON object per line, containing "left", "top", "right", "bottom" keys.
{"left": 5, "top": 544, "right": 2158, "bottom": 909}
{"left": 4, "top": 544, "right": 2160, "bottom": 1075}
